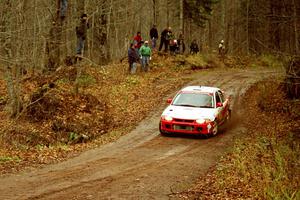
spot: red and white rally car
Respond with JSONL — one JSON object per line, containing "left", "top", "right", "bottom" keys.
{"left": 159, "top": 86, "right": 231, "bottom": 136}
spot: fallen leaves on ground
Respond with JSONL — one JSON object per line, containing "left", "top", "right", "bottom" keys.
{"left": 174, "top": 79, "right": 300, "bottom": 199}
{"left": 0, "top": 53, "right": 195, "bottom": 174}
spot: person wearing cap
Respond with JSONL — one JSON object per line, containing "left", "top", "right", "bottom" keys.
{"left": 139, "top": 40, "right": 152, "bottom": 72}
{"left": 76, "top": 13, "right": 89, "bottom": 58}
{"left": 218, "top": 40, "right": 225, "bottom": 55}
{"left": 150, "top": 24, "right": 158, "bottom": 50}
{"left": 128, "top": 43, "right": 139, "bottom": 74}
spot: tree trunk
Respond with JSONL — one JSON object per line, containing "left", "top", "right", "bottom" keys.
{"left": 208, "top": 19, "right": 212, "bottom": 51}
{"left": 292, "top": 0, "right": 299, "bottom": 55}
{"left": 246, "top": 0, "right": 249, "bottom": 55}
{"left": 45, "top": 0, "right": 64, "bottom": 72}
{"left": 2, "top": 0, "right": 22, "bottom": 117}
{"left": 179, "top": 0, "right": 183, "bottom": 32}
{"left": 153, "top": 0, "right": 157, "bottom": 25}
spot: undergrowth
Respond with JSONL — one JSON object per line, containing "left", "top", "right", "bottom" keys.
{"left": 0, "top": 53, "right": 193, "bottom": 174}
{"left": 179, "top": 79, "right": 300, "bottom": 199}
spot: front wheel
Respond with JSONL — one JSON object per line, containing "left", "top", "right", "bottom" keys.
{"left": 211, "top": 123, "right": 218, "bottom": 136}
{"left": 207, "top": 122, "right": 218, "bottom": 137}
{"left": 159, "top": 122, "right": 168, "bottom": 136}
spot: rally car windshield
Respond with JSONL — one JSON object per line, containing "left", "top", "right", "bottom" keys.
{"left": 172, "top": 92, "right": 214, "bottom": 108}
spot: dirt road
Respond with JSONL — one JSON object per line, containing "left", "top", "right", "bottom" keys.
{"left": 0, "top": 69, "right": 282, "bottom": 200}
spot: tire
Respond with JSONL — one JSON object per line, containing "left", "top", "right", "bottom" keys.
{"left": 208, "top": 122, "right": 218, "bottom": 137}
{"left": 211, "top": 123, "right": 218, "bottom": 136}
{"left": 159, "top": 122, "right": 168, "bottom": 136}
{"left": 225, "top": 109, "right": 231, "bottom": 123}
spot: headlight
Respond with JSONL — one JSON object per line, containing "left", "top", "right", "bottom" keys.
{"left": 196, "top": 119, "right": 205, "bottom": 124}
{"left": 196, "top": 119, "right": 212, "bottom": 124}
{"left": 163, "top": 115, "right": 173, "bottom": 121}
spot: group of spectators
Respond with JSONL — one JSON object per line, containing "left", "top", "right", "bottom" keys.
{"left": 128, "top": 36, "right": 152, "bottom": 74}
{"left": 59, "top": 1, "right": 226, "bottom": 70}
{"left": 127, "top": 25, "right": 205, "bottom": 74}
{"left": 74, "top": 14, "right": 226, "bottom": 74}
{"left": 158, "top": 26, "right": 186, "bottom": 55}
{"left": 73, "top": 11, "right": 226, "bottom": 74}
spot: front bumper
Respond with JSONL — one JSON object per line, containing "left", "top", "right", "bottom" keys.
{"left": 160, "top": 119, "right": 214, "bottom": 135}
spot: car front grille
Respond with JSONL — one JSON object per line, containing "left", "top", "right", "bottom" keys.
{"left": 173, "top": 125, "right": 194, "bottom": 131}
{"left": 173, "top": 118, "right": 194, "bottom": 123}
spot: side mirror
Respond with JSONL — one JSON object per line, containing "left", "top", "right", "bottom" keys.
{"left": 216, "top": 102, "right": 223, "bottom": 108}
{"left": 167, "top": 98, "right": 172, "bottom": 104}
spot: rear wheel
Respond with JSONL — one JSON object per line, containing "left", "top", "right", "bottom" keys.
{"left": 225, "top": 109, "right": 231, "bottom": 123}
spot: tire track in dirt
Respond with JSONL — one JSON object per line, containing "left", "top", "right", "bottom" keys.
{"left": 0, "top": 69, "right": 282, "bottom": 200}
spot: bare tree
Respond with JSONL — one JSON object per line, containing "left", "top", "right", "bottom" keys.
{"left": 1, "top": 1, "right": 22, "bottom": 117}
{"left": 292, "top": 0, "right": 299, "bottom": 55}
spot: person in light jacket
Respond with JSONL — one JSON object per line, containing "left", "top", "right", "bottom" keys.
{"left": 139, "top": 41, "right": 152, "bottom": 72}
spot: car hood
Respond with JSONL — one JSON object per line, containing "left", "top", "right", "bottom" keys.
{"left": 162, "top": 105, "right": 217, "bottom": 121}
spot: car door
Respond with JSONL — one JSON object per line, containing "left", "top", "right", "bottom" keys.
{"left": 215, "top": 91, "right": 224, "bottom": 124}
{"left": 217, "top": 90, "right": 229, "bottom": 123}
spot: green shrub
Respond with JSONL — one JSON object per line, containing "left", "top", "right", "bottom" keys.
{"left": 259, "top": 54, "right": 284, "bottom": 68}
{"left": 77, "top": 74, "right": 96, "bottom": 87}
{"left": 0, "top": 156, "right": 21, "bottom": 163}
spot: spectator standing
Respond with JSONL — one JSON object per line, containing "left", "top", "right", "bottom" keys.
{"left": 159, "top": 27, "right": 172, "bottom": 52}
{"left": 133, "top": 32, "right": 143, "bottom": 50}
{"left": 218, "top": 40, "right": 226, "bottom": 61}
{"left": 178, "top": 32, "right": 185, "bottom": 54}
{"left": 139, "top": 41, "right": 152, "bottom": 72}
{"left": 218, "top": 40, "right": 225, "bottom": 55}
{"left": 190, "top": 39, "right": 199, "bottom": 54}
{"left": 60, "top": 0, "right": 68, "bottom": 20}
{"left": 169, "top": 39, "right": 179, "bottom": 55}
{"left": 128, "top": 43, "right": 139, "bottom": 74}
{"left": 76, "top": 14, "right": 89, "bottom": 58}
{"left": 150, "top": 24, "right": 158, "bottom": 50}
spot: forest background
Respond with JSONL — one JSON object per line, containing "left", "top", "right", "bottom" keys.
{"left": 1, "top": 0, "right": 299, "bottom": 69}
{"left": 0, "top": 1, "right": 299, "bottom": 199}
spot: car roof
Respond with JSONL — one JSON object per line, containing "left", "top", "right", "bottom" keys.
{"left": 180, "top": 86, "right": 220, "bottom": 93}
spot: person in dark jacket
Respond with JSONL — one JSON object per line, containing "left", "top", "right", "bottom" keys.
{"left": 159, "top": 27, "right": 172, "bottom": 52}
{"left": 190, "top": 39, "right": 199, "bottom": 54}
{"left": 169, "top": 39, "right": 179, "bottom": 55}
{"left": 60, "top": 0, "right": 68, "bottom": 20}
{"left": 76, "top": 13, "right": 89, "bottom": 57}
{"left": 150, "top": 24, "right": 158, "bottom": 50}
{"left": 178, "top": 32, "right": 185, "bottom": 54}
{"left": 128, "top": 43, "right": 140, "bottom": 74}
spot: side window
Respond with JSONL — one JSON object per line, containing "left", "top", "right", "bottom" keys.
{"left": 217, "top": 91, "right": 224, "bottom": 103}
{"left": 215, "top": 92, "right": 221, "bottom": 103}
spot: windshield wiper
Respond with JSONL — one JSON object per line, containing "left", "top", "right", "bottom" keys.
{"left": 198, "top": 105, "right": 213, "bottom": 108}
{"left": 174, "top": 104, "right": 197, "bottom": 107}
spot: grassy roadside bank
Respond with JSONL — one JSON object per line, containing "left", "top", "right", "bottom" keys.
{"left": 178, "top": 79, "right": 300, "bottom": 200}
{"left": 0, "top": 53, "right": 289, "bottom": 178}
{"left": 0, "top": 54, "right": 208, "bottom": 174}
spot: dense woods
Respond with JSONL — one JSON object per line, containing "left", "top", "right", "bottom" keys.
{"left": 0, "top": 0, "right": 299, "bottom": 66}
{"left": 0, "top": 1, "right": 299, "bottom": 199}
{"left": 0, "top": 0, "right": 298, "bottom": 117}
